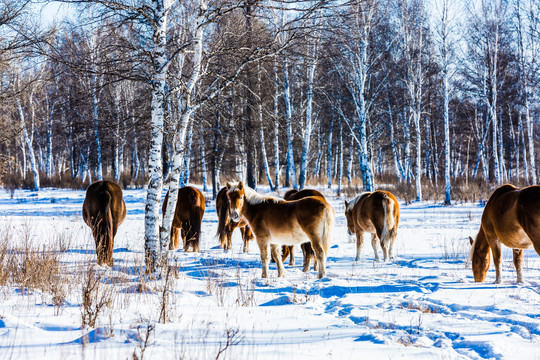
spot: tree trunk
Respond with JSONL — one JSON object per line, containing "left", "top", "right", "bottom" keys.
{"left": 17, "top": 98, "right": 39, "bottom": 191}
{"left": 145, "top": 0, "right": 168, "bottom": 272}
{"left": 299, "top": 46, "right": 317, "bottom": 190}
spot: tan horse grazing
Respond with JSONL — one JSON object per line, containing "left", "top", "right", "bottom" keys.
{"left": 82, "top": 181, "right": 126, "bottom": 266}
{"left": 162, "top": 186, "right": 205, "bottom": 252}
{"left": 470, "top": 184, "right": 540, "bottom": 284}
{"left": 216, "top": 187, "right": 254, "bottom": 252}
{"left": 344, "top": 191, "right": 399, "bottom": 262}
{"left": 281, "top": 189, "right": 325, "bottom": 272}
{"left": 226, "top": 182, "right": 334, "bottom": 279}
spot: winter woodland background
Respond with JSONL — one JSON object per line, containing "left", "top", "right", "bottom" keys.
{"left": 0, "top": 0, "right": 539, "bottom": 270}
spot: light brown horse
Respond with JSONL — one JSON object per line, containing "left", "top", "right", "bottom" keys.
{"left": 281, "top": 189, "right": 325, "bottom": 272}
{"left": 216, "top": 187, "right": 254, "bottom": 252}
{"left": 226, "top": 182, "right": 334, "bottom": 279}
{"left": 82, "top": 181, "right": 126, "bottom": 266}
{"left": 344, "top": 191, "right": 399, "bottom": 262}
{"left": 162, "top": 186, "right": 205, "bottom": 252}
{"left": 470, "top": 184, "right": 540, "bottom": 283}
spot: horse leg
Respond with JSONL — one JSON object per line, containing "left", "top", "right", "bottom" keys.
{"left": 182, "top": 224, "right": 192, "bottom": 252}
{"left": 170, "top": 227, "right": 179, "bottom": 250}
{"left": 310, "top": 240, "right": 326, "bottom": 279}
{"left": 513, "top": 249, "right": 524, "bottom": 283}
{"left": 258, "top": 239, "right": 270, "bottom": 278}
{"left": 225, "top": 224, "right": 232, "bottom": 250}
{"left": 242, "top": 226, "right": 252, "bottom": 253}
{"left": 355, "top": 231, "right": 365, "bottom": 261}
{"left": 371, "top": 234, "right": 381, "bottom": 262}
{"left": 289, "top": 246, "right": 295, "bottom": 266}
{"left": 302, "top": 243, "right": 312, "bottom": 272}
{"left": 271, "top": 244, "right": 285, "bottom": 278}
{"left": 490, "top": 241, "right": 503, "bottom": 284}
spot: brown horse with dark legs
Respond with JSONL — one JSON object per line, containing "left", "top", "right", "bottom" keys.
{"left": 280, "top": 189, "right": 325, "bottom": 272}
{"left": 82, "top": 181, "right": 126, "bottom": 266}
{"left": 344, "top": 191, "right": 399, "bottom": 262}
{"left": 216, "top": 187, "right": 254, "bottom": 252}
{"left": 226, "top": 182, "right": 334, "bottom": 279}
{"left": 162, "top": 186, "right": 205, "bottom": 252}
{"left": 470, "top": 184, "right": 540, "bottom": 284}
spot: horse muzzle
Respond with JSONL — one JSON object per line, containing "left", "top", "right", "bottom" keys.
{"left": 230, "top": 211, "right": 241, "bottom": 223}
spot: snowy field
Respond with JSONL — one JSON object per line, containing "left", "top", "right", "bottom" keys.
{"left": 0, "top": 186, "right": 539, "bottom": 360}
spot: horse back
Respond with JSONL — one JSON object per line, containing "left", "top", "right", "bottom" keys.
{"left": 516, "top": 186, "right": 540, "bottom": 254}
{"left": 481, "top": 184, "right": 519, "bottom": 232}
{"left": 284, "top": 189, "right": 325, "bottom": 201}
{"left": 83, "top": 180, "right": 126, "bottom": 228}
{"left": 353, "top": 191, "right": 398, "bottom": 233}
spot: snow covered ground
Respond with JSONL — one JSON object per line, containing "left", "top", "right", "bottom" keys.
{"left": 0, "top": 186, "right": 539, "bottom": 360}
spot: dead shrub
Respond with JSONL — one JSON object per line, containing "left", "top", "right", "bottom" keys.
{"left": 81, "top": 264, "right": 114, "bottom": 328}
{"left": 0, "top": 231, "right": 62, "bottom": 293}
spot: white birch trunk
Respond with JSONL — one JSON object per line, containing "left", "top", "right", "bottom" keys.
{"left": 273, "top": 63, "right": 280, "bottom": 190}
{"left": 518, "top": 111, "right": 528, "bottom": 180}
{"left": 327, "top": 119, "right": 333, "bottom": 188}
{"left": 337, "top": 119, "right": 343, "bottom": 196}
{"left": 283, "top": 57, "right": 297, "bottom": 189}
{"left": 145, "top": 0, "right": 169, "bottom": 272}
{"left": 525, "top": 100, "right": 536, "bottom": 184}
{"left": 299, "top": 45, "right": 317, "bottom": 190}
{"left": 440, "top": 0, "right": 451, "bottom": 205}
{"left": 159, "top": 0, "right": 206, "bottom": 258}
{"left": 17, "top": 98, "right": 39, "bottom": 191}
{"left": 91, "top": 71, "right": 103, "bottom": 181}
{"left": 200, "top": 134, "right": 208, "bottom": 192}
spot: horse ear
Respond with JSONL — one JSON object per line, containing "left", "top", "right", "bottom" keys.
{"left": 238, "top": 181, "right": 244, "bottom": 190}
{"left": 469, "top": 236, "right": 474, "bottom": 246}
{"left": 226, "top": 182, "right": 231, "bottom": 190}
{"left": 344, "top": 200, "right": 348, "bottom": 209}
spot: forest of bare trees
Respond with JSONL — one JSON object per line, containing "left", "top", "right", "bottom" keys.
{"left": 0, "top": 0, "right": 538, "bottom": 270}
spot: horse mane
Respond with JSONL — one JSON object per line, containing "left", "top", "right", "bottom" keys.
{"left": 346, "top": 192, "right": 368, "bottom": 212}
{"left": 230, "top": 182, "right": 282, "bottom": 205}
{"left": 467, "top": 235, "right": 478, "bottom": 266}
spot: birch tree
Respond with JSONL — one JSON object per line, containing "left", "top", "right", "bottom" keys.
{"left": 433, "top": 0, "right": 457, "bottom": 205}
{"left": 397, "top": 0, "right": 427, "bottom": 201}
{"left": 513, "top": 0, "right": 538, "bottom": 184}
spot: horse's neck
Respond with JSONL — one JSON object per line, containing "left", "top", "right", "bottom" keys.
{"left": 241, "top": 188, "right": 275, "bottom": 221}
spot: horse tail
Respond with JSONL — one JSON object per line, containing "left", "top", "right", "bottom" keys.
{"left": 216, "top": 193, "right": 229, "bottom": 244}
{"left": 321, "top": 205, "right": 334, "bottom": 254}
{"left": 381, "top": 195, "right": 396, "bottom": 248}
{"left": 188, "top": 192, "right": 203, "bottom": 247}
{"left": 97, "top": 191, "right": 114, "bottom": 265}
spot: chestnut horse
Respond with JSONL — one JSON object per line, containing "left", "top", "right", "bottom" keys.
{"left": 162, "top": 186, "right": 205, "bottom": 252}
{"left": 216, "top": 186, "right": 254, "bottom": 252}
{"left": 82, "top": 181, "right": 126, "bottom": 266}
{"left": 344, "top": 191, "right": 399, "bottom": 262}
{"left": 470, "top": 184, "right": 540, "bottom": 283}
{"left": 280, "top": 189, "right": 325, "bottom": 272}
{"left": 226, "top": 182, "right": 334, "bottom": 279}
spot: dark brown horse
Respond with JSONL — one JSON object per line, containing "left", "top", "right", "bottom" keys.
{"left": 216, "top": 187, "right": 254, "bottom": 252}
{"left": 280, "top": 189, "right": 325, "bottom": 272}
{"left": 470, "top": 184, "right": 540, "bottom": 283}
{"left": 82, "top": 181, "right": 126, "bottom": 266}
{"left": 226, "top": 182, "right": 334, "bottom": 279}
{"left": 344, "top": 191, "right": 399, "bottom": 262}
{"left": 162, "top": 186, "right": 205, "bottom": 252}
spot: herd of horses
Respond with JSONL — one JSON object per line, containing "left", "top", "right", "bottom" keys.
{"left": 82, "top": 180, "right": 540, "bottom": 283}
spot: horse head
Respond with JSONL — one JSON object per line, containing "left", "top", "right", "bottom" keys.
{"left": 226, "top": 181, "right": 245, "bottom": 222}
{"left": 344, "top": 200, "right": 355, "bottom": 237}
